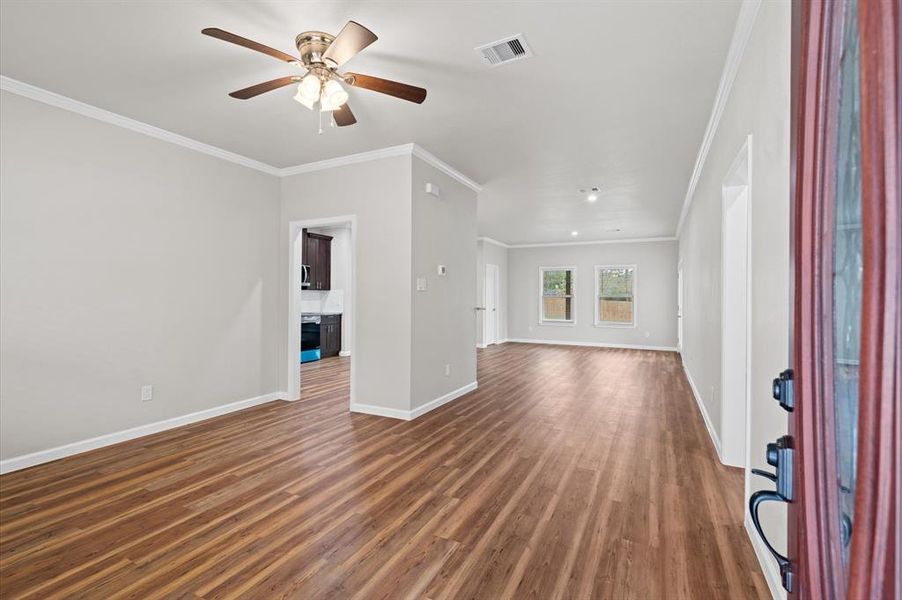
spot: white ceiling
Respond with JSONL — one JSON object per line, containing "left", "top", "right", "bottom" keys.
{"left": 0, "top": 1, "right": 739, "bottom": 244}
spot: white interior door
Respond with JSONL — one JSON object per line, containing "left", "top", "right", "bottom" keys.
{"left": 484, "top": 264, "right": 499, "bottom": 345}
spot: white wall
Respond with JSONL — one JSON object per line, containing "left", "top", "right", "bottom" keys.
{"left": 281, "top": 156, "right": 412, "bottom": 413}
{"left": 410, "top": 157, "right": 478, "bottom": 410}
{"left": 0, "top": 91, "right": 281, "bottom": 461}
{"left": 677, "top": 0, "right": 791, "bottom": 590}
{"left": 281, "top": 154, "right": 478, "bottom": 416}
{"left": 507, "top": 241, "right": 679, "bottom": 349}
{"left": 476, "top": 239, "right": 509, "bottom": 345}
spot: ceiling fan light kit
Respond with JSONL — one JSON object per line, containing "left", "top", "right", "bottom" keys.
{"left": 293, "top": 87, "right": 316, "bottom": 110}
{"left": 320, "top": 79, "right": 348, "bottom": 111}
{"left": 297, "top": 73, "right": 321, "bottom": 101}
{"left": 202, "top": 21, "right": 427, "bottom": 130}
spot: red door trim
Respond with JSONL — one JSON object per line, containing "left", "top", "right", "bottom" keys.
{"left": 847, "top": 0, "right": 900, "bottom": 597}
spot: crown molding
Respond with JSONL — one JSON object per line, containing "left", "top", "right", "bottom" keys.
{"left": 278, "top": 143, "right": 414, "bottom": 177}
{"left": 507, "top": 236, "right": 678, "bottom": 249}
{"left": 478, "top": 236, "right": 511, "bottom": 248}
{"left": 0, "top": 76, "right": 482, "bottom": 192}
{"left": 674, "top": 0, "right": 762, "bottom": 238}
{"left": 0, "top": 75, "right": 281, "bottom": 176}
{"left": 281, "top": 143, "right": 483, "bottom": 193}
{"left": 410, "top": 144, "right": 483, "bottom": 193}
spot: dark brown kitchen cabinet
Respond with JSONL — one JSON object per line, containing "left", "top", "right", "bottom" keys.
{"left": 302, "top": 229, "right": 332, "bottom": 291}
{"left": 320, "top": 315, "right": 341, "bottom": 358}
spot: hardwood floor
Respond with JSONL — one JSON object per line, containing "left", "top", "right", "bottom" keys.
{"left": 0, "top": 343, "right": 769, "bottom": 599}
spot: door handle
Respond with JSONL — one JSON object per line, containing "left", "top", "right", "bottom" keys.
{"left": 749, "top": 434, "right": 795, "bottom": 592}
{"left": 748, "top": 489, "right": 792, "bottom": 585}
{"left": 751, "top": 468, "right": 777, "bottom": 483}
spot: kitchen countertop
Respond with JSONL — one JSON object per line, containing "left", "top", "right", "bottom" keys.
{"left": 301, "top": 312, "right": 342, "bottom": 316}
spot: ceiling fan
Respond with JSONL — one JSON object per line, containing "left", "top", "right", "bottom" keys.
{"left": 202, "top": 21, "right": 427, "bottom": 128}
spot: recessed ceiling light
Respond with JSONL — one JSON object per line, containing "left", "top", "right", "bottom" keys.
{"left": 571, "top": 231, "right": 579, "bottom": 237}
{"left": 579, "top": 186, "right": 600, "bottom": 202}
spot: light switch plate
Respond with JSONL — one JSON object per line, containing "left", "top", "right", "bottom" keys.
{"left": 141, "top": 385, "right": 153, "bottom": 402}
{"left": 416, "top": 277, "right": 427, "bottom": 291}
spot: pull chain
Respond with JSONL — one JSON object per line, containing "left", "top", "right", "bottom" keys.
{"left": 318, "top": 108, "right": 323, "bottom": 135}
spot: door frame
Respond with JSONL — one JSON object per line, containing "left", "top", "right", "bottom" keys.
{"left": 720, "top": 134, "right": 753, "bottom": 471}
{"left": 483, "top": 263, "right": 500, "bottom": 346}
{"left": 286, "top": 215, "right": 357, "bottom": 406}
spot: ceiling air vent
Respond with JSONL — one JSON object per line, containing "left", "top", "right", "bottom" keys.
{"left": 475, "top": 34, "right": 533, "bottom": 67}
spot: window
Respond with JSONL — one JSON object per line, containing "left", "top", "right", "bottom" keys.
{"left": 595, "top": 266, "right": 636, "bottom": 327}
{"left": 540, "top": 267, "right": 575, "bottom": 324}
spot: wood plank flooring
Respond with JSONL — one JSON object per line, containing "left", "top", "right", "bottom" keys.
{"left": 0, "top": 343, "right": 769, "bottom": 599}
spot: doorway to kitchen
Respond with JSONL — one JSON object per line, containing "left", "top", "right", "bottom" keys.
{"left": 287, "top": 216, "right": 356, "bottom": 409}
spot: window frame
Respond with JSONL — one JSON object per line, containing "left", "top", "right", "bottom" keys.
{"left": 594, "top": 264, "right": 637, "bottom": 328}
{"left": 538, "top": 266, "right": 577, "bottom": 326}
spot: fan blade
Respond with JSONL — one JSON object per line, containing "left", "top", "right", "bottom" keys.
{"left": 333, "top": 103, "right": 357, "bottom": 127}
{"left": 321, "top": 21, "right": 377, "bottom": 68}
{"left": 345, "top": 73, "right": 427, "bottom": 104}
{"left": 229, "top": 76, "right": 299, "bottom": 99}
{"left": 202, "top": 28, "right": 299, "bottom": 63}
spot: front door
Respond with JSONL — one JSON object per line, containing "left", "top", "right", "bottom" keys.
{"left": 747, "top": 0, "right": 899, "bottom": 597}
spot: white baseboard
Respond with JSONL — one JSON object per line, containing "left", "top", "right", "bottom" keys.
{"left": 410, "top": 381, "right": 478, "bottom": 419}
{"left": 0, "top": 391, "right": 290, "bottom": 475}
{"left": 349, "top": 402, "right": 412, "bottom": 420}
{"left": 744, "top": 513, "right": 786, "bottom": 600}
{"left": 350, "top": 381, "right": 478, "bottom": 421}
{"left": 339, "top": 350, "right": 351, "bottom": 357}
{"left": 681, "top": 361, "right": 723, "bottom": 461}
{"left": 478, "top": 340, "right": 510, "bottom": 348}
{"left": 505, "top": 338, "right": 678, "bottom": 352}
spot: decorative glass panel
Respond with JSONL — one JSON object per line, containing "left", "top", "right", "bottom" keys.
{"left": 832, "top": 0, "right": 861, "bottom": 574}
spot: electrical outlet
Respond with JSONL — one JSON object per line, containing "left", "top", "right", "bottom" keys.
{"left": 444, "top": 364, "right": 451, "bottom": 376}
{"left": 141, "top": 385, "right": 153, "bottom": 402}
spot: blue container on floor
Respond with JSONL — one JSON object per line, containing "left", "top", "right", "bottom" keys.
{"left": 300, "top": 349, "right": 321, "bottom": 363}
